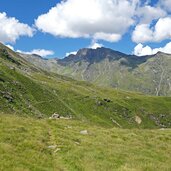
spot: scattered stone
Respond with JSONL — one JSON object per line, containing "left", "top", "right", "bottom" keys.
{"left": 80, "top": 130, "right": 88, "bottom": 135}
{"left": 75, "top": 142, "right": 80, "bottom": 145}
{"left": 149, "top": 114, "right": 167, "bottom": 128}
{"left": 9, "top": 66, "right": 15, "bottom": 70}
{"left": 2, "top": 92, "right": 13, "bottom": 102}
{"left": 110, "top": 117, "right": 122, "bottom": 128}
{"left": 49, "top": 113, "right": 60, "bottom": 119}
{"left": 135, "top": 116, "right": 142, "bottom": 124}
{"left": 96, "top": 101, "right": 103, "bottom": 106}
{"left": 49, "top": 113, "right": 72, "bottom": 120}
{"left": 54, "top": 148, "right": 61, "bottom": 153}
{"left": 160, "top": 114, "right": 166, "bottom": 118}
{"left": 60, "top": 115, "right": 72, "bottom": 120}
{"left": 37, "top": 114, "right": 43, "bottom": 119}
{"left": 48, "top": 145, "right": 57, "bottom": 149}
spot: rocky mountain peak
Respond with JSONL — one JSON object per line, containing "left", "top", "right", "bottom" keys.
{"left": 76, "top": 48, "right": 89, "bottom": 57}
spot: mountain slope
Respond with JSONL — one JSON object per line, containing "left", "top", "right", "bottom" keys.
{"left": 1, "top": 43, "right": 171, "bottom": 170}
{"left": 20, "top": 47, "right": 171, "bottom": 96}
{"left": 1, "top": 43, "right": 171, "bottom": 128}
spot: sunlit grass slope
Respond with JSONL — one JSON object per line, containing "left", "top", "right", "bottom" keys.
{"left": 0, "top": 114, "right": 171, "bottom": 171}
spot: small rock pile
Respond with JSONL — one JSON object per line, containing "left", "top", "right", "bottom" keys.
{"left": 49, "top": 113, "right": 72, "bottom": 120}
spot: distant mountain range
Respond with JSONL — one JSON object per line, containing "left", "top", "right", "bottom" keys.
{"left": 19, "top": 47, "right": 171, "bottom": 96}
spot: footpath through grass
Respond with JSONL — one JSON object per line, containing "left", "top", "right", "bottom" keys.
{"left": 0, "top": 114, "right": 171, "bottom": 171}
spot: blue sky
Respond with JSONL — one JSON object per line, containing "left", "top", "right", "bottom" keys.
{"left": 0, "top": 0, "right": 171, "bottom": 58}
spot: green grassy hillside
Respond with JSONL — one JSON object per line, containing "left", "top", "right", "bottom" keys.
{"left": 1, "top": 43, "right": 171, "bottom": 128}
{"left": 1, "top": 44, "right": 171, "bottom": 171}
{"left": 0, "top": 114, "right": 171, "bottom": 171}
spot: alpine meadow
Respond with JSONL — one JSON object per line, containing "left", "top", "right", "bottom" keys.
{"left": 1, "top": 0, "right": 171, "bottom": 171}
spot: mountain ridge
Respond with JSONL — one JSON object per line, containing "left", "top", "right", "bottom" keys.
{"left": 19, "top": 46, "right": 171, "bottom": 96}
{"left": 19, "top": 46, "right": 169, "bottom": 64}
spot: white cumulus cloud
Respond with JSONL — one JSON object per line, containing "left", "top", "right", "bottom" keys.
{"left": 158, "top": 0, "right": 171, "bottom": 12}
{"left": 6, "top": 44, "right": 14, "bottom": 51}
{"left": 133, "top": 43, "right": 153, "bottom": 56}
{"left": 65, "top": 51, "right": 77, "bottom": 56}
{"left": 0, "top": 12, "right": 34, "bottom": 43}
{"left": 132, "top": 17, "right": 171, "bottom": 43}
{"left": 35, "top": 0, "right": 138, "bottom": 42}
{"left": 89, "top": 41, "right": 103, "bottom": 49}
{"left": 133, "top": 42, "right": 171, "bottom": 56}
{"left": 4, "top": 44, "right": 54, "bottom": 57}
{"left": 65, "top": 41, "right": 103, "bottom": 56}
{"left": 17, "top": 49, "right": 54, "bottom": 57}
{"left": 132, "top": 24, "right": 153, "bottom": 43}
{"left": 137, "top": 5, "right": 166, "bottom": 24}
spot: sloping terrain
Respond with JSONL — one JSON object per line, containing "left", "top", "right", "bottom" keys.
{"left": 1, "top": 43, "right": 171, "bottom": 128}
{"left": 0, "top": 114, "right": 171, "bottom": 171}
{"left": 20, "top": 47, "right": 171, "bottom": 96}
{"left": 1, "top": 43, "right": 171, "bottom": 170}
